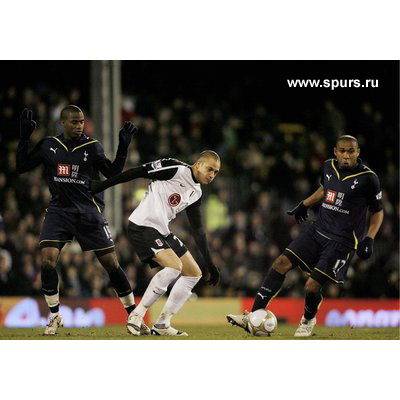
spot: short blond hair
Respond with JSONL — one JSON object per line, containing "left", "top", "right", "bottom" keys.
{"left": 196, "top": 150, "right": 220, "bottom": 163}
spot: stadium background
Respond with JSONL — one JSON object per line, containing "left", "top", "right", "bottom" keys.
{"left": 0, "top": 61, "right": 398, "bottom": 329}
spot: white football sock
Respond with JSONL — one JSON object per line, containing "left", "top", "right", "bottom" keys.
{"left": 155, "top": 275, "right": 201, "bottom": 327}
{"left": 44, "top": 293, "right": 59, "bottom": 309}
{"left": 134, "top": 267, "right": 181, "bottom": 317}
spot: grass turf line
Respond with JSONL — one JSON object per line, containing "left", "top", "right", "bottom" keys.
{"left": 0, "top": 325, "right": 399, "bottom": 340}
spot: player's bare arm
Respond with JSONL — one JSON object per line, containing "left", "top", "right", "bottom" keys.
{"left": 357, "top": 209, "right": 384, "bottom": 260}
{"left": 303, "top": 185, "right": 324, "bottom": 206}
{"left": 287, "top": 186, "right": 324, "bottom": 224}
{"left": 366, "top": 209, "right": 384, "bottom": 239}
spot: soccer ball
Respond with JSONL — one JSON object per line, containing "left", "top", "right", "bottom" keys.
{"left": 248, "top": 309, "right": 277, "bottom": 336}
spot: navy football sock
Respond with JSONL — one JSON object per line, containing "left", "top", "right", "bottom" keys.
{"left": 107, "top": 267, "right": 135, "bottom": 314}
{"left": 251, "top": 268, "right": 285, "bottom": 312}
{"left": 41, "top": 267, "right": 59, "bottom": 296}
{"left": 125, "top": 304, "right": 136, "bottom": 315}
{"left": 41, "top": 267, "right": 60, "bottom": 313}
{"left": 108, "top": 266, "right": 132, "bottom": 297}
{"left": 304, "top": 292, "right": 323, "bottom": 320}
{"left": 49, "top": 305, "right": 59, "bottom": 313}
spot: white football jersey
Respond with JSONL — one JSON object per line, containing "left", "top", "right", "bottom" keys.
{"left": 129, "top": 158, "right": 202, "bottom": 236}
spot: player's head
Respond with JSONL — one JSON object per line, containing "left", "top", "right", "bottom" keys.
{"left": 334, "top": 135, "right": 360, "bottom": 169}
{"left": 192, "top": 150, "right": 220, "bottom": 185}
{"left": 60, "top": 105, "right": 84, "bottom": 140}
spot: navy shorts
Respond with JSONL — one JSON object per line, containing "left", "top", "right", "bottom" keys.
{"left": 39, "top": 209, "right": 115, "bottom": 254}
{"left": 283, "top": 224, "right": 354, "bottom": 284}
{"left": 127, "top": 222, "right": 188, "bottom": 268}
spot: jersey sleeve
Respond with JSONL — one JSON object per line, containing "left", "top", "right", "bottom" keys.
{"left": 143, "top": 158, "right": 184, "bottom": 180}
{"left": 93, "top": 141, "right": 128, "bottom": 178}
{"left": 186, "top": 197, "right": 202, "bottom": 211}
{"left": 320, "top": 160, "right": 330, "bottom": 187}
{"left": 320, "top": 170, "right": 325, "bottom": 186}
{"left": 186, "top": 201, "right": 213, "bottom": 265}
{"left": 90, "top": 165, "right": 147, "bottom": 194}
{"left": 16, "top": 138, "right": 44, "bottom": 173}
{"left": 365, "top": 173, "right": 383, "bottom": 212}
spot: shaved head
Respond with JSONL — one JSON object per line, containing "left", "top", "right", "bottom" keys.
{"left": 196, "top": 150, "right": 220, "bottom": 163}
{"left": 336, "top": 134, "right": 359, "bottom": 148}
{"left": 192, "top": 150, "right": 220, "bottom": 185}
{"left": 60, "top": 105, "right": 83, "bottom": 121}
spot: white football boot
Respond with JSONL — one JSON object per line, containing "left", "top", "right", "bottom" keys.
{"left": 44, "top": 314, "right": 64, "bottom": 336}
{"left": 140, "top": 321, "right": 151, "bottom": 336}
{"left": 127, "top": 312, "right": 143, "bottom": 336}
{"left": 151, "top": 325, "right": 188, "bottom": 337}
{"left": 127, "top": 312, "right": 151, "bottom": 336}
{"left": 294, "top": 315, "right": 317, "bottom": 337}
{"left": 226, "top": 310, "right": 251, "bottom": 333}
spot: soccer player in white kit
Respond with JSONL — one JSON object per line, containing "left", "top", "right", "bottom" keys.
{"left": 90, "top": 151, "right": 221, "bottom": 336}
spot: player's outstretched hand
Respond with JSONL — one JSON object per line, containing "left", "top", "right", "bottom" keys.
{"left": 89, "top": 179, "right": 105, "bottom": 194}
{"left": 357, "top": 236, "right": 374, "bottom": 260}
{"left": 206, "top": 264, "right": 220, "bottom": 286}
{"left": 119, "top": 121, "right": 137, "bottom": 148}
{"left": 287, "top": 201, "right": 309, "bottom": 224}
{"left": 20, "top": 108, "right": 37, "bottom": 140}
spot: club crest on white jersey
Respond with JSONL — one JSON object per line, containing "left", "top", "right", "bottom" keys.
{"left": 128, "top": 159, "right": 202, "bottom": 236}
{"left": 168, "top": 193, "right": 181, "bottom": 207}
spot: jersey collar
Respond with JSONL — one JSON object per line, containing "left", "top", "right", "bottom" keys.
{"left": 60, "top": 133, "right": 86, "bottom": 146}
{"left": 334, "top": 157, "right": 363, "bottom": 171}
{"left": 331, "top": 158, "right": 372, "bottom": 181}
{"left": 53, "top": 134, "right": 97, "bottom": 152}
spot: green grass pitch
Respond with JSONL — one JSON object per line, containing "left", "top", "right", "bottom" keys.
{"left": 0, "top": 325, "right": 398, "bottom": 340}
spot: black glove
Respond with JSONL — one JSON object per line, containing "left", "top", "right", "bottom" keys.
{"left": 20, "top": 108, "right": 37, "bottom": 140}
{"left": 119, "top": 121, "right": 137, "bottom": 148}
{"left": 357, "top": 236, "right": 374, "bottom": 260}
{"left": 206, "top": 264, "right": 220, "bottom": 286}
{"left": 287, "top": 201, "right": 309, "bottom": 223}
{"left": 89, "top": 180, "right": 105, "bottom": 194}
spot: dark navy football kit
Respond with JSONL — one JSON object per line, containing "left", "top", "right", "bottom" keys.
{"left": 16, "top": 133, "right": 128, "bottom": 255}
{"left": 283, "top": 158, "right": 383, "bottom": 284}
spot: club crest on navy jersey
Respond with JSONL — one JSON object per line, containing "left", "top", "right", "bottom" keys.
{"left": 351, "top": 179, "right": 358, "bottom": 189}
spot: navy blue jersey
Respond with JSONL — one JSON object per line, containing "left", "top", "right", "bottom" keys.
{"left": 16, "top": 134, "right": 128, "bottom": 214}
{"left": 314, "top": 159, "right": 383, "bottom": 248}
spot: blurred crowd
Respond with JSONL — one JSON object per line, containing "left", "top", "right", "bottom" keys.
{"left": 0, "top": 84, "right": 398, "bottom": 300}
